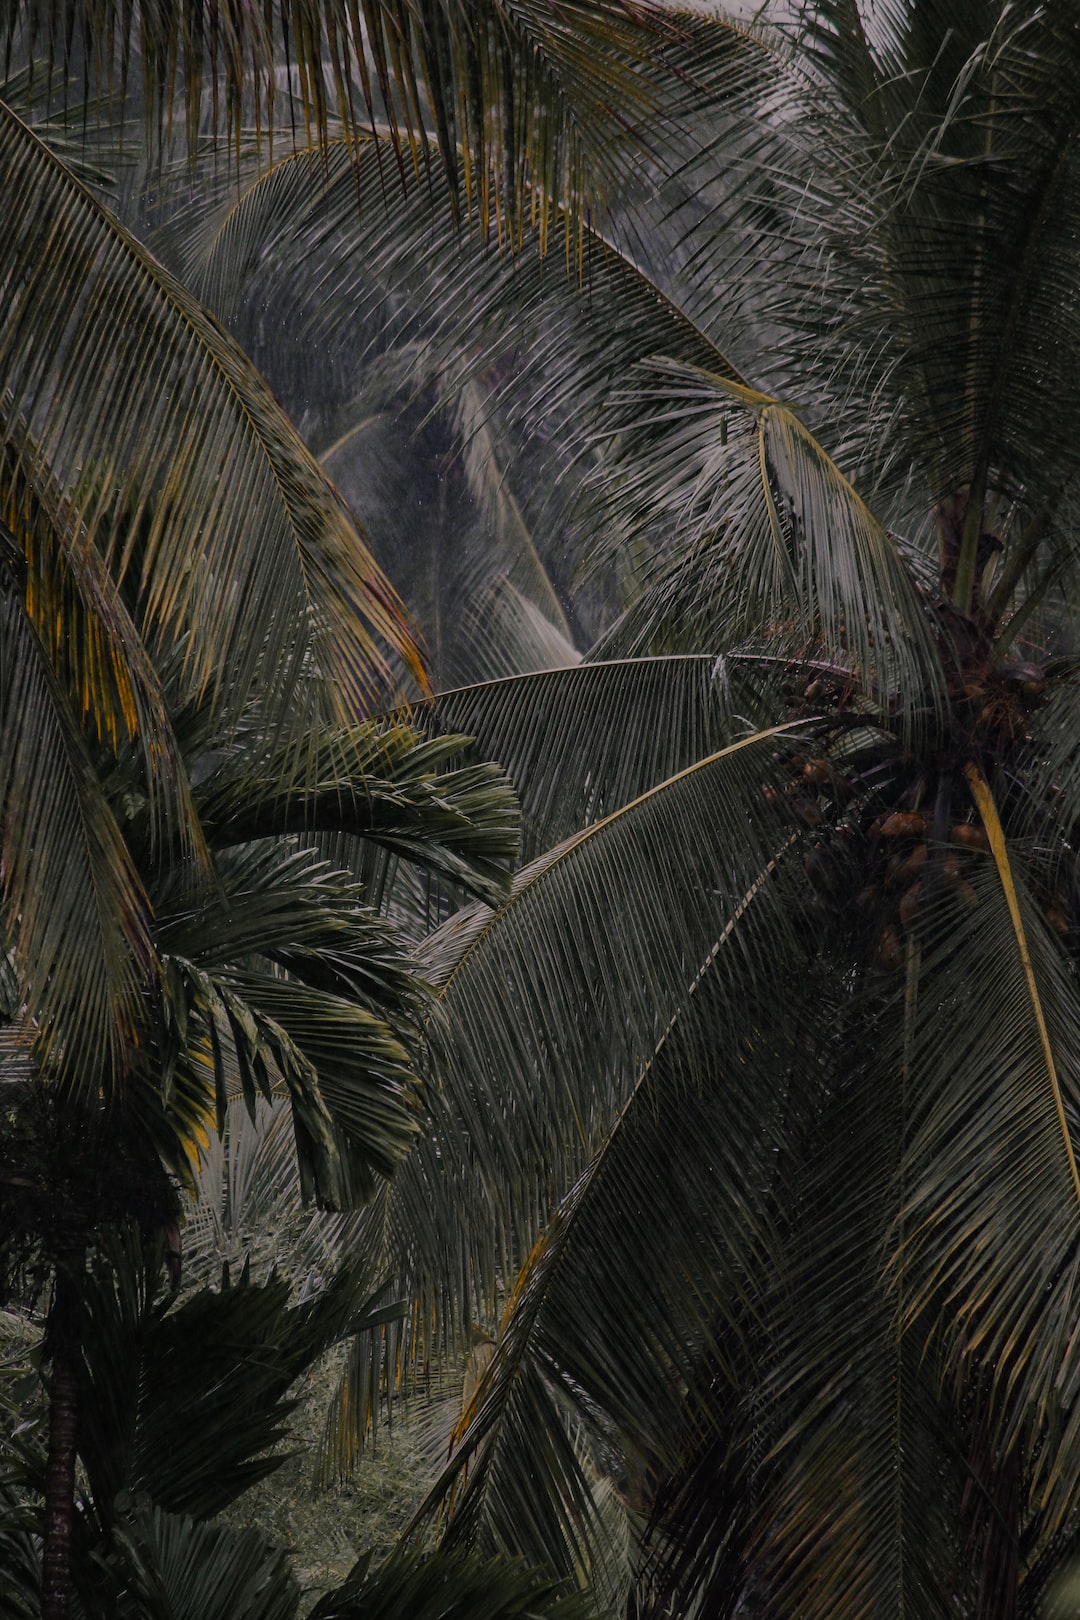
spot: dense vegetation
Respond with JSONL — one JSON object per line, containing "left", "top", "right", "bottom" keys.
{"left": 6, "top": 2, "right": 1080, "bottom": 1616}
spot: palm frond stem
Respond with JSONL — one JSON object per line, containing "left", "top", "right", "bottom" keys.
{"left": 965, "top": 761, "right": 1080, "bottom": 1206}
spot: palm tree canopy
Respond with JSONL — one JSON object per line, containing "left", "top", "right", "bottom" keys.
{"left": 11, "top": 1, "right": 1080, "bottom": 1615}
{"left": 241, "top": 3, "right": 1080, "bottom": 1614}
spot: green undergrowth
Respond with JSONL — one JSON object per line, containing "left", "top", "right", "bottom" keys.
{"left": 218, "top": 1345, "right": 441, "bottom": 1613}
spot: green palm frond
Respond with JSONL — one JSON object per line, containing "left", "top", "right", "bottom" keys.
{"left": 690, "top": 0, "right": 1080, "bottom": 592}
{"left": 896, "top": 790, "right": 1080, "bottom": 1543}
{"left": 411, "top": 654, "right": 805, "bottom": 857}
{"left": 455, "top": 578, "right": 581, "bottom": 684}
{"left": 157, "top": 957, "right": 419, "bottom": 1209}
{"left": 594, "top": 360, "right": 945, "bottom": 730}
{"left": 342, "top": 726, "right": 815, "bottom": 1383}
{"left": 1, "top": 424, "right": 201, "bottom": 861}
{"left": 156, "top": 840, "right": 426, "bottom": 1030}
{"left": 422, "top": 725, "right": 806, "bottom": 1236}
{"left": 734, "top": 960, "right": 970, "bottom": 1619}
{"left": 106, "top": 1507, "right": 298, "bottom": 1620}
{"left": 422, "top": 932, "right": 806, "bottom": 1582}
{"left": 194, "top": 722, "right": 519, "bottom": 907}
{"left": 183, "top": 1095, "right": 374, "bottom": 1295}
{"left": 75, "top": 1227, "right": 377, "bottom": 1524}
{"left": 222, "top": 969, "right": 423, "bottom": 1206}
{"left": 305, "top": 719, "right": 823, "bottom": 1483}
{"left": 447, "top": 378, "right": 577, "bottom": 656}
{"left": 1025, "top": 671, "right": 1080, "bottom": 833}
{"left": 0, "top": 589, "right": 157, "bottom": 1084}
{"left": 3, "top": 0, "right": 709, "bottom": 251}
{"left": 1, "top": 101, "right": 424, "bottom": 743}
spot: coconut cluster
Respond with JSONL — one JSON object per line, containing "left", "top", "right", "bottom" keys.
{"left": 765, "top": 750, "right": 996, "bottom": 969}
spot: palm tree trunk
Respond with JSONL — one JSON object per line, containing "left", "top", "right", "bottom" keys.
{"left": 41, "top": 1244, "right": 85, "bottom": 1620}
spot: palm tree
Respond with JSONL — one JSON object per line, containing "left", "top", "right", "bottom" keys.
{"left": 373, "top": 7, "right": 1080, "bottom": 1615}
{"left": 0, "top": 14, "right": 529, "bottom": 1612}
{"left": 170, "top": 3, "right": 1080, "bottom": 1614}
{"left": 0, "top": 7, "right": 660, "bottom": 1613}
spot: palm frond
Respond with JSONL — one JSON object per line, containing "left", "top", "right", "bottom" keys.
{"left": 456, "top": 579, "right": 581, "bottom": 684}
{"left": 594, "top": 360, "right": 945, "bottom": 735}
{"left": 182, "top": 1094, "right": 371, "bottom": 1295}
{"left": 2, "top": 421, "right": 202, "bottom": 865}
{"left": 0, "top": 589, "right": 157, "bottom": 1084}
{"left": 410, "top": 654, "right": 796, "bottom": 857}
{"left": 448, "top": 378, "right": 576, "bottom": 648}
{"left": 421, "top": 918, "right": 808, "bottom": 1583}
{"left": 0, "top": 1480, "right": 40, "bottom": 1618}
{"left": 76, "top": 1227, "right": 377, "bottom": 1523}
{"left": 172, "top": 135, "right": 748, "bottom": 628}
{"left": 221, "top": 969, "right": 424, "bottom": 1206}
{"left": 735, "top": 959, "right": 971, "bottom": 1619}
{"left": 896, "top": 792, "right": 1080, "bottom": 1544}
{"left": 341, "top": 722, "right": 819, "bottom": 1420}
{"left": 684, "top": 0, "right": 1080, "bottom": 596}
{"left": 1, "top": 100, "right": 423, "bottom": 747}
{"left": 107, "top": 1506, "right": 298, "bottom": 1620}
{"left": 155, "top": 840, "right": 427, "bottom": 1031}
{"left": 194, "top": 722, "right": 519, "bottom": 908}
{"left": 3, "top": 0, "right": 711, "bottom": 252}
{"left": 305, "top": 719, "right": 823, "bottom": 1483}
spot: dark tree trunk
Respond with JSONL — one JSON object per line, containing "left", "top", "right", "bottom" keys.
{"left": 41, "top": 1246, "right": 85, "bottom": 1620}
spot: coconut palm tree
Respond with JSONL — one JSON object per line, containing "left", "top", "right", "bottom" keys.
{"left": 171, "top": 3, "right": 1080, "bottom": 1614}
{"left": 372, "top": 5, "right": 1080, "bottom": 1614}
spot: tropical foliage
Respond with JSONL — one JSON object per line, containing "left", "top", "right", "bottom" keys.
{"left": 8, "top": 1, "right": 1080, "bottom": 1618}
{"left": 1, "top": 6, "right": 522, "bottom": 1615}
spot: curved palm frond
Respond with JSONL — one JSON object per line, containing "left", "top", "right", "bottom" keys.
{"left": 896, "top": 783, "right": 1080, "bottom": 1545}
{"left": 408, "top": 653, "right": 792, "bottom": 857}
{"left": 1, "top": 100, "right": 424, "bottom": 747}
{"left": 182, "top": 1094, "right": 379, "bottom": 1296}
{"left": 156, "top": 840, "right": 427, "bottom": 1030}
{"left": 669, "top": 0, "right": 1080, "bottom": 623}
{"left": 733, "top": 956, "right": 971, "bottom": 1620}
{"left": 153, "top": 846, "right": 430, "bottom": 1207}
{"left": 2, "top": 423, "right": 200, "bottom": 858}
{"left": 75, "top": 1227, "right": 377, "bottom": 1524}
{"left": 3, "top": 0, "right": 720, "bottom": 253}
{"left": 0, "top": 588, "right": 157, "bottom": 1084}
{"left": 418, "top": 904, "right": 810, "bottom": 1584}
{"left": 193, "top": 721, "right": 520, "bottom": 907}
{"left": 181, "top": 135, "right": 948, "bottom": 729}
{"left": 449, "top": 379, "right": 575, "bottom": 641}
{"left": 785, "top": 0, "right": 1080, "bottom": 495}
{"left": 165, "top": 134, "right": 748, "bottom": 622}
{"left": 593, "top": 360, "right": 946, "bottom": 733}
{"left": 342, "top": 725, "right": 823, "bottom": 1382}
{"left": 454, "top": 578, "right": 581, "bottom": 685}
